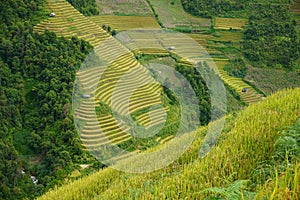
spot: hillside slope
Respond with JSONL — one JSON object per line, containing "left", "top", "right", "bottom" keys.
{"left": 38, "top": 88, "right": 300, "bottom": 199}
{"left": 36, "top": 0, "right": 176, "bottom": 158}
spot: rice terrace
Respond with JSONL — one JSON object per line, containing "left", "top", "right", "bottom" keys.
{"left": 0, "top": 0, "right": 299, "bottom": 199}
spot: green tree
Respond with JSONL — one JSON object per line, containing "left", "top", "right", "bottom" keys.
{"left": 107, "top": 25, "right": 111, "bottom": 33}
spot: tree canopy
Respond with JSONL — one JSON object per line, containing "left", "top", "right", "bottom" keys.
{"left": 0, "top": 0, "right": 97, "bottom": 199}
{"left": 242, "top": 4, "right": 299, "bottom": 69}
{"left": 67, "top": 0, "right": 99, "bottom": 16}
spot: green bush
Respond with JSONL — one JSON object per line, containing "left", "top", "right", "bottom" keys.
{"left": 67, "top": 0, "right": 99, "bottom": 16}
{"left": 224, "top": 58, "right": 247, "bottom": 78}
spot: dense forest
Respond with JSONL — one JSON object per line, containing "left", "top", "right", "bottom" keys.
{"left": 182, "top": 0, "right": 244, "bottom": 18}
{"left": 182, "top": 0, "right": 291, "bottom": 18}
{"left": 243, "top": 4, "right": 299, "bottom": 69}
{"left": 67, "top": 0, "right": 99, "bottom": 16}
{"left": 0, "top": 0, "right": 100, "bottom": 199}
{"left": 175, "top": 63, "right": 210, "bottom": 125}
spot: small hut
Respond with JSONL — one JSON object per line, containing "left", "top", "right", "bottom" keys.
{"left": 49, "top": 12, "right": 56, "bottom": 17}
{"left": 82, "top": 94, "right": 91, "bottom": 98}
{"left": 242, "top": 88, "right": 248, "bottom": 93}
{"left": 168, "top": 46, "right": 175, "bottom": 50}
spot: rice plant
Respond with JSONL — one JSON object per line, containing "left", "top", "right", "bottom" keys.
{"left": 38, "top": 89, "right": 300, "bottom": 200}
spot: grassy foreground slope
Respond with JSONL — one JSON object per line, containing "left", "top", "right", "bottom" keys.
{"left": 38, "top": 88, "right": 300, "bottom": 200}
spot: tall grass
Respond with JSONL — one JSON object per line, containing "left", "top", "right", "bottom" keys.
{"left": 38, "top": 88, "right": 300, "bottom": 200}
{"left": 255, "top": 118, "right": 300, "bottom": 199}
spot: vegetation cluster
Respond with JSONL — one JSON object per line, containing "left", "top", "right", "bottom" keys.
{"left": 67, "top": 0, "right": 99, "bottom": 16}
{"left": 0, "top": 0, "right": 101, "bottom": 199}
{"left": 183, "top": 0, "right": 300, "bottom": 69}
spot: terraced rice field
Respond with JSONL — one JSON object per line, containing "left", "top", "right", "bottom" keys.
{"left": 190, "top": 31, "right": 242, "bottom": 52}
{"left": 150, "top": 32, "right": 262, "bottom": 104}
{"left": 94, "top": 54, "right": 163, "bottom": 115}
{"left": 214, "top": 17, "right": 247, "bottom": 30}
{"left": 74, "top": 51, "right": 167, "bottom": 152}
{"left": 188, "top": 33, "right": 223, "bottom": 55}
{"left": 88, "top": 15, "right": 160, "bottom": 31}
{"left": 187, "top": 34, "right": 213, "bottom": 45}
{"left": 116, "top": 30, "right": 169, "bottom": 55}
{"left": 36, "top": 0, "right": 169, "bottom": 156}
{"left": 135, "top": 107, "right": 168, "bottom": 129}
{"left": 35, "top": 0, "right": 264, "bottom": 158}
{"left": 211, "top": 31, "right": 243, "bottom": 42}
{"left": 96, "top": 28, "right": 169, "bottom": 55}
{"left": 291, "top": 0, "right": 300, "bottom": 14}
{"left": 74, "top": 52, "right": 167, "bottom": 152}
{"left": 148, "top": 0, "right": 211, "bottom": 28}
{"left": 34, "top": 0, "right": 109, "bottom": 46}
{"left": 74, "top": 66, "right": 134, "bottom": 148}
{"left": 95, "top": 0, "right": 152, "bottom": 15}
{"left": 190, "top": 32, "right": 242, "bottom": 44}
{"left": 156, "top": 135, "right": 174, "bottom": 144}
{"left": 212, "top": 59, "right": 264, "bottom": 104}
{"left": 189, "top": 33, "right": 262, "bottom": 104}
{"left": 155, "top": 32, "right": 208, "bottom": 60}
